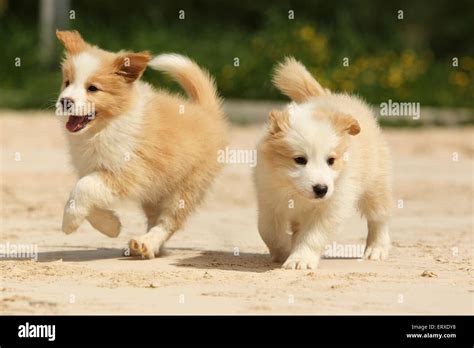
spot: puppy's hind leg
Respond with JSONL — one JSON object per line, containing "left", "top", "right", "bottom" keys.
{"left": 360, "top": 185, "right": 392, "bottom": 261}
{"left": 364, "top": 220, "right": 390, "bottom": 260}
{"left": 129, "top": 174, "right": 212, "bottom": 259}
{"left": 142, "top": 201, "right": 161, "bottom": 232}
{"left": 129, "top": 202, "right": 161, "bottom": 256}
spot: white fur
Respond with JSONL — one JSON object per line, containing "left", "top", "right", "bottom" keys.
{"left": 62, "top": 172, "right": 116, "bottom": 234}
{"left": 58, "top": 52, "right": 100, "bottom": 116}
{"left": 65, "top": 82, "right": 152, "bottom": 177}
{"left": 148, "top": 54, "right": 190, "bottom": 70}
{"left": 285, "top": 102, "right": 341, "bottom": 199}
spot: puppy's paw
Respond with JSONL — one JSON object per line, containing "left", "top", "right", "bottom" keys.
{"left": 128, "top": 236, "right": 159, "bottom": 259}
{"left": 363, "top": 243, "right": 390, "bottom": 261}
{"left": 282, "top": 255, "right": 320, "bottom": 270}
{"left": 61, "top": 209, "right": 85, "bottom": 235}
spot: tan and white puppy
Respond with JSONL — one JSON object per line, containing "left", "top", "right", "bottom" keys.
{"left": 254, "top": 57, "right": 392, "bottom": 270}
{"left": 55, "top": 30, "right": 228, "bottom": 259}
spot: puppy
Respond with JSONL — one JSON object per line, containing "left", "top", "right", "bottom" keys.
{"left": 254, "top": 57, "right": 392, "bottom": 270}
{"left": 55, "top": 30, "right": 228, "bottom": 258}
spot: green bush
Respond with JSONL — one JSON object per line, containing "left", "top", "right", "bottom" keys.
{"left": 0, "top": 0, "right": 472, "bottom": 109}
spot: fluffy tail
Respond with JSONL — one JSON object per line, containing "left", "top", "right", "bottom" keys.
{"left": 148, "top": 54, "right": 222, "bottom": 112}
{"left": 272, "top": 57, "right": 327, "bottom": 103}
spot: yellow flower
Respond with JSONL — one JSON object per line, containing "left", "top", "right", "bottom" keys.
{"left": 449, "top": 71, "right": 469, "bottom": 88}
{"left": 401, "top": 51, "right": 415, "bottom": 67}
{"left": 460, "top": 56, "right": 474, "bottom": 71}
{"left": 355, "top": 57, "right": 369, "bottom": 70}
{"left": 387, "top": 67, "right": 403, "bottom": 88}
{"left": 299, "top": 26, "right": 315, "bottom": 41}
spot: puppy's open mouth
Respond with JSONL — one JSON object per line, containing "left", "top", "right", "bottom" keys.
{"left": 66, "top": 112, "right": 95, "bottom": 133}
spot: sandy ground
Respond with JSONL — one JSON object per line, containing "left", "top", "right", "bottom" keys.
{"left": 0, "top": 111, "right": 473, "bottom": 314}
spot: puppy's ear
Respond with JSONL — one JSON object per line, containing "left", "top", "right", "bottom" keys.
{"left": 268, "top": 109, "right": 290, "bottom": 135}
{"left": 333, "top": 113, "right": 360, "bottom": 136}
{"left": 114, "top": 52, "right": 151, "bottom": 82}
{"left": 56, "top": 30, "right": 89, "bottom": 54}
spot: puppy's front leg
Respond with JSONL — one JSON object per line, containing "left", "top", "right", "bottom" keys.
{"left": 363, "top": 220, "right": 390, "bottom": 260}
{"left": 282, "top": 223, "right": 329, "bottom": 270}
{"left": 258, "top": 209, "right": 291, "bottom": 262}
{"left": 62, "top": 172, "right": 118, "bottom": 234}
{"left": 86, "top": 207, "right": 121, "bottom": 238}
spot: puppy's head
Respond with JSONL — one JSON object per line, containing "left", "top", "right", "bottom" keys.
{"left": 55, "top": 30, "right": 151, "bottom": 134}
{"left": 261, "top": 103, "right": 360, "bottom": 201}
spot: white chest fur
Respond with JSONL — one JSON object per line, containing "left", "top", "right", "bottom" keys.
{"left": 66, "top": 104, "right": 146, "bottom": 177}
{"left": 63, "top": 82, "right": 154, "bottom": 177}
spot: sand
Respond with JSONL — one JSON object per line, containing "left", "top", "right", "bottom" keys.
{"left": 0, "top": 111, "right": 473, "bottom": 314}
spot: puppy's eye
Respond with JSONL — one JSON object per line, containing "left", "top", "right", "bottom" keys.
{"left": 327, "top": 157, "right": 335, "bottom": 166}
{"left": 87, "top": 85, "right": 99, "bottom": 92}
{"left": 294, "top": 157, "right": 307, "bottom": 165}
{"left": 64, "top": 80, "right": 70, "bottom": 87}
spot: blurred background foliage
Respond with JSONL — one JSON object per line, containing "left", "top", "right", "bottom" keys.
{"left": 0, "top": 0, "right": 473, "bottom": 109}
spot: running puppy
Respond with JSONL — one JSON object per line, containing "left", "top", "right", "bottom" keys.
{"left": 254, "top": 57, "right": 392, "bottom": 270}
{"left": 56, "top": 30, "right": 228, "bottom": 259}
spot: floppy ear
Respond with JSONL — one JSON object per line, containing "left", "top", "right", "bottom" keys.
{"left": 114, "top": 52, "right": 151, "bottom": 82}
{"left": 268, "top": 109, "right": 290, "bottom": 135}
{"left": 333, "top": 113, "right": 361, "bottom": 136}
{"left": 56, "top": 30, "right": 89, "bottom": 54}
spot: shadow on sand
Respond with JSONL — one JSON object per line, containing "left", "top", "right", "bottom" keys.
{"left": 3, "top": 245, "right": 278, "bottom": 272}
{"left": 169, "top": 247, "right": 277, "bottom": 273}
{"left": 29, "top": 245, "right": 125, "bottom": 262}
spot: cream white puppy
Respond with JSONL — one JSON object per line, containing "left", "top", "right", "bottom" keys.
{"left": 254, "top": 57, "right": 393, "bottom": 270}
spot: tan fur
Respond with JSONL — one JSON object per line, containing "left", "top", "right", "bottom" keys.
{"left": 114, "top": 52, "right": 152, "bottom": 82}
{"left": 56, "top": 30, "right": 89, "bottom": 54}
{"left": 56, "top": 31, "right": 228, "bottom": 259}
{"left": 268, "top": 109, "right": 290, "bottom": 135}
{"left": 148, "top": 54, "right": 222, "bottom": 113}
{"left": 272, "top": 57, "right": 327, "bottom": 102}
{"left": 254, "top": 57, "right": 393, "bottom": 270}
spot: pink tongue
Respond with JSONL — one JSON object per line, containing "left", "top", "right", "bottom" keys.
{"left": 66, "top": 116, "right": 88, "bottom": 132}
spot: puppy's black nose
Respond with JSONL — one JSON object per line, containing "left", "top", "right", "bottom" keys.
{"left": 60, "top": 97, "right": 74, "bottom": 111}
{"left": 313, "top": 184, "right": 328, "bottom": 198}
